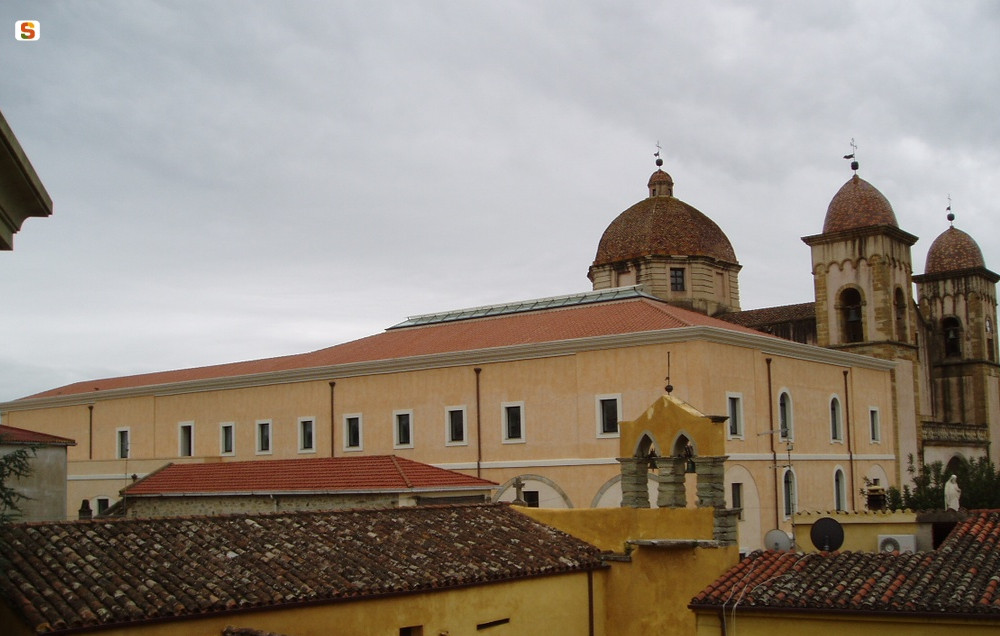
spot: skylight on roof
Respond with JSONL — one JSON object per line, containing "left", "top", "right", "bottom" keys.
{"left": 389, "top": 286, "right": 652, "bottom": 329}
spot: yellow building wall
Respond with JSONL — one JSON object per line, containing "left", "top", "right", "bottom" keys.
{"left": 1, "top": 571, "right": 601, "bottom": 636}
{"left": 694, "top": 609, "right": 1000, "bottom": 636}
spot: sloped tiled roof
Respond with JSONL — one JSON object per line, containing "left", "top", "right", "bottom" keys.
{"left": 720, "top": 302, "right": 816, "bottom": 328}
{"left": 0, "top": 424, "right": 75, "bottom": 446}
{"left": 0, "top": 504, "right": 604, "bottom": 633}
{"left": 123, "top": 456, "right": 496, "bottom": 496}
{"left": 24, "top": 296, "right": 765, "bottom": 399}
{"left": 691, "top": 510, "right": 1000, "bottom": 617}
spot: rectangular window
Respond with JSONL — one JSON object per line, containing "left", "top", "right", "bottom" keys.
{"left": 344, "top": 414, "right": 363, "bottom": 451}
{"left": 523, "top": 491, "right": 539, "bottom": 508}
{"left": 394, "top": 410, "right": 413, "bottom": 449}
{"left": 116, "top": 428, "right": 130, "bottom": 459}
{"left": 670, "top": 267, "right": 685, "bottom": 291}
{"left": 95, "top": 497, "right": 110, "bottom": 515}
{"left": 596, "top": 394, "right": 621, "bottom": 437}
{"left": 731, "top": 482, "right": 744, "bottom": 520}
{"left": 502, "top": 402, "right": 525, "bottom": 443}
{"left": 256, "top": 420, "right": 272, "bottom": 454}
{"left": 178, "top": 422, "right": 194, "bottom": 457}
{"left": 220, "top": 423, "right": 235, "bottom": 455}
{"left": 298, "top": 418, "right": 315, "bottom": 453}
{"left": 446, "top": 407, "right": 467, "bottom": 445}
{"left": 869, "top": 408, "right": 881, "bottom": 442}
{"left": 727, "top": 393, "right": 743, "bottom": 438}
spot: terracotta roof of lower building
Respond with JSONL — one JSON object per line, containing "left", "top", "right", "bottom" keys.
{"left": 24, "top": 295, "right": 767, "bottom": 399}
{"left": 0, "top": 424, "right": 76, "bottom": 446}
{"left": 0, "top": 504, "right": 604, "bottom": 634}
{"left": 122, "top": 455, "right": 496, "bottom": 496}
{"left": 691, "top": 509, "right": 1000, "bottom": 617}
{"left": 719, "top": 302, "right": 816, "bottom": 328}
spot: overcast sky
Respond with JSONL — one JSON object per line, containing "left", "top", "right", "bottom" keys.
{"left": 1, "top": 1, "right": 998, "bottom": 402}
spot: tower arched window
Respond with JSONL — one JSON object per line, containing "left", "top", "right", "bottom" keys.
{"left": 778, "top": 392, "right": 793, "bottom": 441}
{"left": 894, "top": 287, "right": 907, "bottom": 342}
{"left": 783, "top": 470, "right": 796, "bottom": 519}
{"left": 834, "top": 469, "right": 846, "bottom": 511}
{"left": 830, "top": 397, "right": 842, "bottom": 442}
{"left": 840, "top": 288, "right": 864, "bottom": 343}
{"left": 943, "top": 317, "right": 962, "bottom": 358}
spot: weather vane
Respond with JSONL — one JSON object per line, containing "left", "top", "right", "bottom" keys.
{"left": 947, "top": 194, "right": 954, "bottom": 224}
{"left": 843, "top": 138, "right": 859, "bottom": 173}
{"left": 654, "top": 141, "right": 663, "bottom": 167}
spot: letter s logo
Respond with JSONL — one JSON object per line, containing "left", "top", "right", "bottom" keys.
{"left": 16, "top": 21, "right": 39, "bottom": 41}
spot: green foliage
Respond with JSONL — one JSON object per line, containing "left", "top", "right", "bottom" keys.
{"left": 895, "top": 454, "right": 1000, "bottom": 510}
{"left": 0, "top": 438, "right": 36, "bottom": 525}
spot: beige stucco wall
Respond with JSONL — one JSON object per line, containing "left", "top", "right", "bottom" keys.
{"left": 2, "top": 443, "right": 68, "bottom": 522}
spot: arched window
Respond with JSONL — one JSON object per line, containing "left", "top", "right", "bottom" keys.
{"left": 834, "top": 469, "right": 846, "bottom": 511}
{"left": 894, "top": 288, "right": 907, "bottom": 342}
{"left": 943, "top": 317, "right": 962, "bottom": 357}
{"left": 783, "top": 470, "right": 796, "bottom": 518}
{"left": 840, "top": 288, "right": 864, "bottom": 343}
{"left": 778, "top": 392, "right": 793, "bottom": 441}
{"left": 830, "top": 397, "right": 842, "bottom": 442}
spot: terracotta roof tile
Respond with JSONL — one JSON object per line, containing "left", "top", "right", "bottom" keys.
{"left": 720, "top": 302, "right": 816, "bottom": 328}
{"left": 924, "top": 226, "right": 987, "bottom": 274}
{"left": 691, "top": 510, "right": 1000, "bottom": 617}
{"left": 0, "top": 425, "right": 76, "bottom": 446}
{"left": 123, "top": 456, "right": 496, "bottom": 496}
{"left": 0, "top": 504, "right": 604, "bottom": 633}
{"left": 25, "top": 297, "right": 765, "bottom": 399}
{"left": 823, "top": 175, "right": 898, "bottom": 233}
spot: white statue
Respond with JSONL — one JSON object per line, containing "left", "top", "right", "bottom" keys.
{"left": 944, "top": 474, "right": 961, "bottom": 511}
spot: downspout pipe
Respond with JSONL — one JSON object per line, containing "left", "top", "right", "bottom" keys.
{"left": 329, "top": 382, "right": 336, "bottom": 457}
{"left": 88, "top": 405, "right": 94, "bottom": 460}
{"left": 843, "top": 370, "right": 855, "bottom": 511}
{"left": 766, "top": 357, "right": 779, "bottom": 530}
{"left": 474, "top": 368, "right": 483, "bottom": 479}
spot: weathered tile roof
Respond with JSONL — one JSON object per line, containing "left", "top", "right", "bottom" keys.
{"left": 25, "top": 296, "right": 765, "bottom": 399}
{"left": 0, "top": 424, "right": 75, "bottom": 446}
{"left": 122, "top": 455, "right": 496, "bottom": 496}
{"left": 0, "top": 504, "right": 604, "bottom": 634}
{"left": 719, "top": 302, "right": 816, "bottom": 328}
{"left": 691, "top": 510, "right": 1000, "bottom": 617}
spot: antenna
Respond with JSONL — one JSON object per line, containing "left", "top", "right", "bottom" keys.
{"left": 809, "top": 517, "right": 845, "bottom": 552}
{"left": 843, "top": 138, "right": 859, "bottom": 173}
{"left": 764, "top": 528, "right": 792, "bottom": 551}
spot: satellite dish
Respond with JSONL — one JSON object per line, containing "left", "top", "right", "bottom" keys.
{"left": 810, "top": 517, "right": 845, "bottom": 552}
{"left": 764, "top": 529, "right": 792, "bottom": 551}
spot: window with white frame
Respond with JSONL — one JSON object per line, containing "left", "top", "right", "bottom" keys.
{"left": 778, "top": 391, "right": 793, "bottom": 441}
{"left": 298, "top": 417, "right": 315, "bottom": 453}
{"left": 116, "top": 428, "right": 130, "bottom": 459}
{"left": 830, "top": 396, "right": 843, "bottom": 442}
{"left": 783, "top": 470, "right": 796, "bottom": 519}
{"left": 869, "top": 408, "right": 881, "bottom": 442}
{"left": 834, "top": 468, "right": 846, "bottom": 511}
{"left": 446, "top": 406, "right": 467, "bottom": 445}
{"left": 256, "top": 420, "right": 272, "bottom": 454}
{"left": 344, "top": 414, "right": 363, "bottom": 451}
{"left": 220, "top": 422, "right": 235, "bottom": 455}
{"left": 502, "top": 402, "right": 525, "bottom": 443}
{"left": 178, "top": 422, "right": 194, "bottom": 457}
{"left": 596, "top": 394, "right": 621, "bottom": 437}
{"left": 727, "top": 393, "right": 744, "bottom": 438}
{"left": 394, "top": 410, "right": 414, "bottom": 449}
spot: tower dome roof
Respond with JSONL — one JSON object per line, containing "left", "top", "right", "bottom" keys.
{"left": 593, "top": 171, "right": 738, "bottom": 266}
{"left": 823, "top": 174, "right": 898, "bottom": 233}
{"left": 925, "top": 226, "right": 986, "bottom": 274}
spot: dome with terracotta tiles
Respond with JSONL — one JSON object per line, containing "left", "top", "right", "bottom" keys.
{"left": 924, "top": 225, "right": 986, "bottom": 274}
{"left": 823, "top": 174, "right": 898, "bottom": 233}
{"left": 593, "top": 171, "right": 738, "bottom": 266}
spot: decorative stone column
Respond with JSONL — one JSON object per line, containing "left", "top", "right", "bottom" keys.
{"left": 618, "top": 457, "right": 650, "bottom": 508}
{"left": 713, "top": 508, "right": 741, "bottom": 545}
{"left": 655, "top": 457, "right": 687, "bottom": 508}
{"left": 693, "top": 456, "right": 728, "bottom": 509}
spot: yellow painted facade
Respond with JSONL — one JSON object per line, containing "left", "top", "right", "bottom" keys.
{"left": 694, "top": 609, "right": 1000, "bottom": 635}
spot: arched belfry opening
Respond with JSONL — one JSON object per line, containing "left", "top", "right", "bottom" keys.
{"left": 839, "top": 287, "right": 865, "bottom": 343}
{"left": 616, "top": 394, "right": 739, "bottom": 545}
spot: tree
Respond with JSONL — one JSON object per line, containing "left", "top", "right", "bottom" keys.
{"left": 0, "top": 435, "right": 36, "bottom": 526}
{"left": 883, "top": 455, "right": 1000, "bottom": 511}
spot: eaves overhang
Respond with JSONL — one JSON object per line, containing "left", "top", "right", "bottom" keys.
{"left": 0, "top": 326, "right": 896, "bottom": 412}
{"left": 0, "top": 110, "right": 52, "bottom": 250}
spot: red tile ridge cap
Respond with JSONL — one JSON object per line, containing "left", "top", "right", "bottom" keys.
{"left": 391, "top": 455, "right": 415, "bottom": 489}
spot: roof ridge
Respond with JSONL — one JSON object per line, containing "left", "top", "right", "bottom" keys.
{"left": 390, "top": 455, "right": 414, "bottom": 489}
